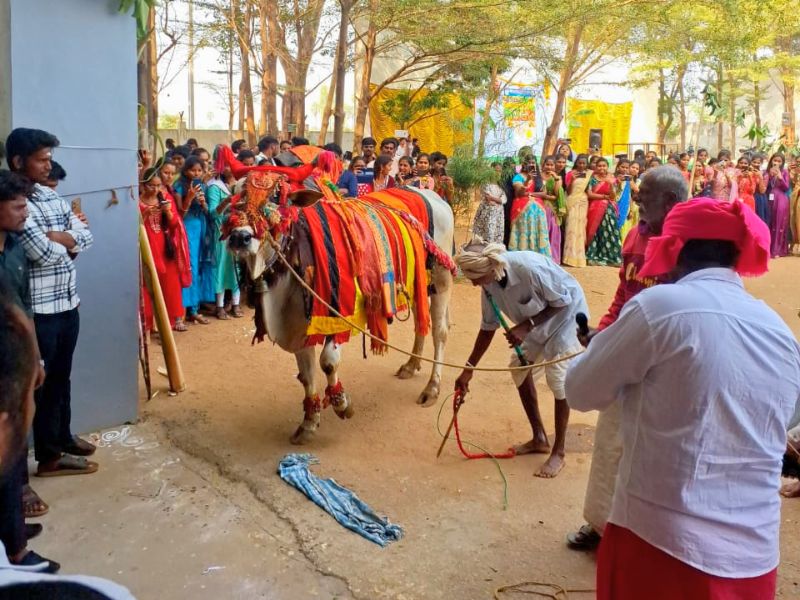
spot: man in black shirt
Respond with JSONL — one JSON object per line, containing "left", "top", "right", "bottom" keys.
{"left": 0, "top": 169, "right": 56, "bottom": 572}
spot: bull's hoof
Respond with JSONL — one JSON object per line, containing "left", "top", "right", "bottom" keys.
{"left": 395, "top": 362, "right": 421, "bottom": 380}
{"left": 416, "top": 384, "right": 440, "bottom": 408}
{"left": 332, "top": 401, "right": 352, "bottom": 420}
{"left": 290, "top": 425, "right": 316, "bottom": 445}
{"left": 333, "top": 402, "right": 354, "bottom": 420}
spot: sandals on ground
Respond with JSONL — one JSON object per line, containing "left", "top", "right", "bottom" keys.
{"left": 35, "top": 455, "right": 99, "bottom": 478}
{"left": 566, "top": 524, "right": 601, "bottom": 551}
{"left": 22, "top": 485, "right": 49, "bottom": 518}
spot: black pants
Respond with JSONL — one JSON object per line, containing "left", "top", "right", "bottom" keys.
{"left": 33, "top": 308, "right": 80, "bottom": 463}
{"left": 0, "top": 452, "right": 28, "bottom": 557}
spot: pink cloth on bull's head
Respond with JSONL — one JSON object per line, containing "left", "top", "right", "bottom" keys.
{"left": 638, "top": 197, "right": 770, "bottom": 278}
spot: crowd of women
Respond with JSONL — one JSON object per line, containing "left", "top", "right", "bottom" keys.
{"left": 471, "top": 145, "right": 800, "bottom": 267}
{"left": 138, "top": 139, "right": 245, "bottom": 333}
{"left": 139, "top": 136, "right": 800, "bottom": 334}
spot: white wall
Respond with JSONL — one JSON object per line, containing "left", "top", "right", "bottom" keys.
{"left": 2, "top": 0, "right": 139, "bottom": 431}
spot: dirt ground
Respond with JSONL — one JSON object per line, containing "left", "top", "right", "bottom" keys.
{"left": 128, "top": 257, "right": 800, "bottom": 599}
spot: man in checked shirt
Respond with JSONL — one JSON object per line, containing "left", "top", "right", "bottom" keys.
{"left": 6, "top": 128, "right": 97, "bottom": 477}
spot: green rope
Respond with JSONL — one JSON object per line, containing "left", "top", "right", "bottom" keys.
{"left": 435, "top": 393, "right": 510, "bottom": 510}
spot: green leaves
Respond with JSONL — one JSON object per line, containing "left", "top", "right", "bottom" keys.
{"left": 701, "top": 84, "right": 722, "bottom": 117}
{"left": 118, "top": 0, "right": 157, "bottom": 42}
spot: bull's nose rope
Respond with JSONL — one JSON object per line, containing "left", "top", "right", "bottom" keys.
{"left": 268, "top": 240, "right": 583, "bottom": 372}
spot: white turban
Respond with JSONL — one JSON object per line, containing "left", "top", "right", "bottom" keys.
{"left": 456, "top": 238, "right": 507, "bottom": 281}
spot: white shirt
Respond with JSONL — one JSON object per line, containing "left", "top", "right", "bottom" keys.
{"left": 480, "top": 251, "right": 588, "bottom": 356}
{"left": 566, "top": 268, "right": 800, "bottom": 578}
{"left": 0, "top": 541, "right": 135, "bottom": 599}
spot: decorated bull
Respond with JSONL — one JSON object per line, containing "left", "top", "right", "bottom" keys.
{"left": 216, "top": 146, "right": 455, "bottom": 444}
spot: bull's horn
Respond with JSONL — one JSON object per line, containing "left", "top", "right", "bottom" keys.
{"left": 289, "top": 188, "right": 323, "bottom": 207}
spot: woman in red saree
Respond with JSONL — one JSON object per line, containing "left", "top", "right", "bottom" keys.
{"left": 735, "top": 156, "right": 757, "bottom": 212}
{"left": 585, "top": 158, "right": 621, "bottom": 266}
{"left": 140, "top": 166, "right": 192, "bottom": 332}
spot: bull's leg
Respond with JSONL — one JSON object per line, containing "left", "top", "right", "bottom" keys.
{"left": 320, "top": 337, "right": 354, "bottom": 420}
{"left": 290, "top": 346, "right": 320, "bottom": 445}
{"left": 395, "top": 332, "right": 424, "bottom": 379}
{"left": 417, "top": 265, "right": 453, "bottom": 407}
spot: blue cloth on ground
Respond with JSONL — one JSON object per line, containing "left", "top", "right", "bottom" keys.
{"left": 278, "top": 453, "right": 403, "bottom": 547}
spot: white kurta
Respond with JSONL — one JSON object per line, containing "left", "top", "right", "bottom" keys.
{"left": 567, "top": 268, "right": 800, "bottom": 578}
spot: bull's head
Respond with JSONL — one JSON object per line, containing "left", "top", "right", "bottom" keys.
{"left": 223, "top": 170, "right": 320, "bottom": 280}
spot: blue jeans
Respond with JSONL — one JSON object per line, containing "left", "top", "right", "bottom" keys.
{"left": 33, "top": 308, "right": 80, "bottom": 463}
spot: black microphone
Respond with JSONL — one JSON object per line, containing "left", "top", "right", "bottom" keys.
{"left": 576, "top": 312, "right": 590, "bottom": 337}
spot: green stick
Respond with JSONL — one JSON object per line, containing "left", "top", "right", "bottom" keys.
{"left": 484, "top": 290, "right": 528, "bottom": 366}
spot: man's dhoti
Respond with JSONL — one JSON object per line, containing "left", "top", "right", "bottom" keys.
{"left": 598, "top": 524, "right": 777, "bottom": 600}
{"left": 583, "top": 400, "right": 622, "bottom": 533}
{"left": 510, "top": 344, "right": 582, "bottom": 397}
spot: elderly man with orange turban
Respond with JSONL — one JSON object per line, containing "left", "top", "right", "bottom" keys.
{"left": 566, "top": 198, "right": 800, "bottom": 600}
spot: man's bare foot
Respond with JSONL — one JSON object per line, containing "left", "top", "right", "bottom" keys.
{"left": 780, "top": 480, "right": 800, "bottom": 498}
{"left": 535, "top": 453, "right": 565, "bottom": 478}
{"left": 513, "top": 438, "right": 550, "bottom": 455}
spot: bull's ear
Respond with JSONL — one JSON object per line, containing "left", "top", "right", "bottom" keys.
{"left": 288, "top": 189, "right": 323, "bottom": 208}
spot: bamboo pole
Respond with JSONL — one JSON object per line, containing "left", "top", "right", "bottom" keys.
{"left": 687, "top": 117, "right": 704, "bottom": 199}
{"left": 139, "top": 223, "right": 186, "bottom": 393}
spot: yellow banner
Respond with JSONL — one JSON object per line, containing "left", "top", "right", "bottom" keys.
{"left": 368, "top": 86, "right": 472, "bottom": 156}
{"left": 566, "top": 99, "right": 632, "bottom": 157}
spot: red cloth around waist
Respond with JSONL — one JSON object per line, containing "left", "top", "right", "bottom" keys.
{"left": 597, "top": 524, "right": 777, "bottom": 600}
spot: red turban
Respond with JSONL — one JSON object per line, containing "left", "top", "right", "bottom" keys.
{"left": 638, "top": 198, "right": 770, "bottom": 278}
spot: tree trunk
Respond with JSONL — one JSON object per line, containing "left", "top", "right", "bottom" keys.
{"left": 333, "top": 0, "right": 352, "bottom": 147}
{"left": 728, "top": 72, "right": 737, "bottom": 152}
{"left": 242, "top": 1, "right": 256, "bottom": 144}
{"left": 752, "top": 58, "right": 762, "bottom": 135}
{"left": 258, "top": 0, "right": 279, "bottom": 136}
{"left": 137, "top": 54, "right": 150, "bottom": 149}
{"left": 477, "top": 63, "right": 500, "bottom": 160}
{"left": 147, "top": 8, "right": 158, "bottom": 152}
{"left": 353, "top": 0, "right": 378, "bottom": 153}
{"left": 137, "top": 9, "right": 157, "bottom": 150}
{"left": 716, "top": 67, "right": 724, "bottom": 152}
{"left": 294, "top": 74, "right": 308, "bottom": 137}
{"left": 678, "top": 77, "right": 686, "bottom": 150}
{"left": 541, "top": 22, "right": 584, "bottom": 157}
{"left": 273, "top": 0, "right": 324, "bottom": 141}
{"left": 656, "top": 69, "right": 668, "bottom": 145}
{"left": 317, "top": 80, "right": 336, "bottom": 144}
{"left": 779, "top": 36, "right": 797, "bottom": 146}
{"left": 783, "top": 80, "right": 796, "bottom": 146}
{"left": 282, "top": 67, "right": 302, "bottom": 138}
{"left": 263, "top": 0, "right": 279, "bottom": 136}
{"left": 238, "top": 78, "right": 245, "bottom": 133}
{"left": 227, "top": 19, "right": 235, "bottom": 135}
{"left": 233, "top": 0, "right": 246, "bottom": 135}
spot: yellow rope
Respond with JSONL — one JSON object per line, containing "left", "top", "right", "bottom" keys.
{"left": 494, "top": 581, "right": 594, "bottom": 599}
{"left": 269, "top": 240, "right": 584, "bottom": 372}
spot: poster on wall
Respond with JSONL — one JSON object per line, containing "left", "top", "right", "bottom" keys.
{"left": 475, "top": 79, "right": 549, "bottom": 158}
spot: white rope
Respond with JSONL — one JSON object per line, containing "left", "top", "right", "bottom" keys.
{"left": 268, "top": 240, "right": 583, "bottom": 372}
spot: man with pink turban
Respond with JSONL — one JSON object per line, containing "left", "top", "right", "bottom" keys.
{"left": 566, "top": 198, "right": 800, "bottom": 600}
